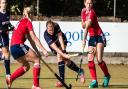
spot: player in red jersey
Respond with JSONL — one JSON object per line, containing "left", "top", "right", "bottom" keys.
{"left": 7, "top": 6, "right": 48, "bottom": 89}
{"left": 81, "top": 0, "right": 110, "bottom": 88}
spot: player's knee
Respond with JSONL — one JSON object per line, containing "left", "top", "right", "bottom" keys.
{"left": 88, "top": 54, "right": 94, "bottom": 61}
{"left": 96, "top": 57, "right": 103, "bottom": 63}
{"left": 2, "top": 52, "right": 10, "bottom": 59}
{"left": 65, "top": 60, "right": 72, "bottom": 66}
{"left": 34, "top": 63, "right": 40, "bottom": 68}
{"left": 23, "top": 63, "right": 30, "bottom": 72}
{"left": 97, "top": 59, "right": 103, "bottom": 64}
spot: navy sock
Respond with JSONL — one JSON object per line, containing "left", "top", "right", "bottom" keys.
{"left": 58, "top": 61, "right": 65, "bottom": 81}
{"left": 66, "top": 60, "right": 80, "bottom": 73}
{"left": 4, "top": 59, "right": 10, "bottom": 75}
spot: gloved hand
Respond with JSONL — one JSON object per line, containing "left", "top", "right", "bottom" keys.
{"left": 8, "top": 23, "right": 14, "bottom": 31}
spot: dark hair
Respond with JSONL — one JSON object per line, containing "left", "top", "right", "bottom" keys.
{"left": 46, "top": 20, "right": 55, "bottom": 27}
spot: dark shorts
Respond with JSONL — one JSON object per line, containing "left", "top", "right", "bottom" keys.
{"left": 10, "top": 44, "right": 29, "bottom": 59}
{"left": 0, "top": 32, "right": 9, "bottom": 47}
{"left": 88, "top": 35, "right": 106, "bottom": 47}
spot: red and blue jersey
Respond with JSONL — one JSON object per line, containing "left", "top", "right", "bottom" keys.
{"left": 11, "top": 18, "right": 33, "bottom": 46}
{"left": 81, "top": 8, "right": 103, "bottom": 36}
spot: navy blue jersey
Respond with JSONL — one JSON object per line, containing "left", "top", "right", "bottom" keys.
{"left": 44, "top": 23, "right": 67, "bottom": 51}
{"left": 0, "top": 11, "right": 10, "bottom": 31}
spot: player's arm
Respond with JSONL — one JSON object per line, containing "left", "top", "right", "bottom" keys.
{"left": 29, "top": 30, "right": 48, "bottom": 57}
{"left": 82, "top": 19, "right": 92, "bottom": 40}
{"left": 58, "top": 32, "right": 65, "bottom": 51}
{"left": 50, "top": 43, "right": 69, "bottom": 59}
{"left": 27, "top": 33, "right": 39, "bottom": 51}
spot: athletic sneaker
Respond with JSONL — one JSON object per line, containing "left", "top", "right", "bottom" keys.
{"left": 102, "top": 75, "right": 111, "bottom": 87}
{"left": 32, "top": 85, "right": 42, "bottom": 89}
{"left": 89, "top": 80, "right": 98, "bottom": 88}
{"left": 6, "top": 75, "right": 11, "bottom": 89}
{"left": 79, "top": 69, "right": 85, "bottom": 84}
{"left": 55, "top": 81, "right": 63, "bottom": 87}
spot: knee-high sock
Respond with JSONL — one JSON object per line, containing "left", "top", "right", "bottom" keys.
{"left": 88, "top": 61, "right": 97, "bottom": 80}
{"left": 66, "top": 60, "right": 80, "bottom": 73}
{"left": 11, "top": 66, "right": 26, "bottom": 82}
{"left": 33, "top": 63, "right": 40, "bottom": 87}
{"left": 98, "top": 61, "right": 110, "bottom": 76}
{"left": 58, "top": 61, "right": 65, "bottom": 81}
{"left": 4, "top": 59, "right": 10, "bottom": 75}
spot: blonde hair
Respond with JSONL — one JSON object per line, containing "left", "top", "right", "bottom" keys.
{"left": 23, "top": 6, "right": 33, "bottom": 17}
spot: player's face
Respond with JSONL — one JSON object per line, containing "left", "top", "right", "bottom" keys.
{"left": 84, "top": 0, "right": 93, "bottom": 10}
{"left": 29, "top": 12, "right": 33, "bottom": 20}
{"left": 47, "top": 24, "right": 54, "bottom": 35}
{"left": 0, "top": 0, "right": 7, "bottom": 10}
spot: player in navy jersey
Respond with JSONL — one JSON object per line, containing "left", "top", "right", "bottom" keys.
{"left": 0, "top": 0, "right": 14, "bottom": 86}
{"left": 44, "top": 20, "right": 85, "bottom": 87}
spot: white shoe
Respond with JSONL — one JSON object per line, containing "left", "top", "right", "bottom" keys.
{"left": 6, "top": 75, "right": 11, "bottom": 89}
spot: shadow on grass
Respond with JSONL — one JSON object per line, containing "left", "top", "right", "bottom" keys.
{"left": 0, "top": 88, "right": 29, "bottom": 89}
{"left": 72, "top": 85, "right": 128, "bottom": 88}
{"left": 109, "top": 85, "right": 128, "bottom": 88}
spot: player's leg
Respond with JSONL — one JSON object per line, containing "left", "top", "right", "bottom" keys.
{"left": 88, "top": 46, "right": 98, "bottom": 88}
{"left": 96, "top": 43, "right": 110, "bottom": 87}
{"left": 65, "top": 57, "right": 85, "bottom": 83}
{"left": 11, "top": 57, "right": 30, "bottom": 81}
{"left": 55, "top": 53, "right": 65, "bottom": 87}
{"left": 0, "top": 33, "right": 10, "bottom": 75}
{"left": 2, "top": 46, "right": 10, "bottom": 75}
{"left": 87, "top": 36, "right": 98, "bottom": 88}
{"left": 10, "top": 44, "right": 41, "bottom": 89}
{"left": 6, "top": 56, "right": 30, "bottom": 89}
{"left": 0, "top": 34, "right": 11, "bottom": 87}
{"left": 25, "top": 48, "right": 41, "bottom": 89}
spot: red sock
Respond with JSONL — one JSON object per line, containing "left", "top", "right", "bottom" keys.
{"left": 11, "top": 66, "right": 25, "bottom": 82}
{"left": 98, "top": 61, "right": 110, "bottom": 76}
{"left": 33, "top": 63, "right": 40, "bottom": 87}
{"left": 88, "top": 61, "right": 97, "bottom": 80}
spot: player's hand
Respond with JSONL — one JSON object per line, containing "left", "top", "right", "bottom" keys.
{"left": 62, "top": 49, "right": 68, "bottom": 54}
{"left": 42, "top": 50, "right": 49, "bottom": 57}
{"left": 82, "top": 22, "right": 86, "bottom": 29}
{"left": 64, "top": 54, "right": 71, "bottom": 59}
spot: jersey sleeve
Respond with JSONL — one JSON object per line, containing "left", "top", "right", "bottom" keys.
{"left": 27, "top": 20, "right": 33, "bottom": 31}
{"left": 44, "top": 32, "right": 54, "bottom": 46}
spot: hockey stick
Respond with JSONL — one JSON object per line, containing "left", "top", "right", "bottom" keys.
{"left": 39, "top": 56, "right": 72, "bottom": 89}
{"left": 35, "top": 49, "right": 72, "bottom": 89}
{"left": 76, "top": 48, "right": 84, "bottom": 81}
{"left": 76, "top": 48, "right": 94, "bottom": 81}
